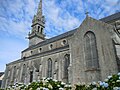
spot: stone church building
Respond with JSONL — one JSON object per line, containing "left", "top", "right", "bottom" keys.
{"left": 2, "top": 0, "right": 120, "bottom": 88}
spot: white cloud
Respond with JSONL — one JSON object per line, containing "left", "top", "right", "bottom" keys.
{"left": 1, "top": 0, "right": 119, "bottom": 38}
{"left": 0, "top": 17, "right": 29, "bottom": 39}
{"left": 0, "top": 0, "right": 40, "bottom": 39}
{"left": 44, "top": 0, "right": 81, "bottom": 37}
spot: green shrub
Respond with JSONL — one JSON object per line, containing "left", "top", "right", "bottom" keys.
{"left": 1, "top": 72, "right": 120, "bottom": 90}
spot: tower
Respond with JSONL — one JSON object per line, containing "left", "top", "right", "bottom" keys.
{"left": 28, "top": 0, "right": 45, "bottom": 46}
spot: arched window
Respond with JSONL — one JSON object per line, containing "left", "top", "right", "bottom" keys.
{"left": 41, "top": 27, "right": 43, "bottom": 34}
{"left": 30, "top": 71, "right": 33, "bottom": 83}
{"left": 54, "top": 61, "right": 58, "bottom": 71}
{"left": 21, "top": 64, "right": 27, "bottom": 82}
{"left": 38, "top": 64, "right": 42, "bottom": 79}
{"left": 38, "top": 26, "right": 40, "bottom": 32}
{"left": 54, "top": 61, "right": 58, "bottom": 79}
{"left": 39, "top": 64, "right": 42, "bottom": 72}
{"left": 13, "top": 66, "right": 17, "bottom": 83}
{"left": 63, "top": 54, "right": 70, "bottom": 83}
{"left": 49, "top": 44, "right": 53, "bottom": 50}
{"left": 84, "top": 32, "right": 99, "bottom": 69}
{"left": 7, "top": 70, "right": 11, "bottom": 86}
{"left": 47, "top": 58, "right": 52, "bottom": 78}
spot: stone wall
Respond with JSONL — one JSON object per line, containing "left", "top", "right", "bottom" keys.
{"left": 69, "top": 16, "right": 118, "bottom": 85}
{"left": 2, "top": 46, "right": 70, "bottom": 88}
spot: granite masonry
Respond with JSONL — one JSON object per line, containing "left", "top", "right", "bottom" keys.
{"left": 1, "top": 0, "right": 120, "bottom": 88}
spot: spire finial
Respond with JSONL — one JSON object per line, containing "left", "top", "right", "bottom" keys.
{"left": 85, "top": 11, "right": 89, "bottom": 16}
{"left": 37, "top": 0, "right": 42, "bottom": 16}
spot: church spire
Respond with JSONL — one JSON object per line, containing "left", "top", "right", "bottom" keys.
{"left": 32, "top": 0, "right": 45, "bottom": 23}
{"left": 37, "top": 0, "right": 42, "bottom": 17}
{"left": 28, "top": 0, "right": 45, "bottom": 46}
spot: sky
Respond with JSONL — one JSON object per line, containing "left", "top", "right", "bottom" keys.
{"left": 0, "top": 0, "right": 120, "bottom": 72}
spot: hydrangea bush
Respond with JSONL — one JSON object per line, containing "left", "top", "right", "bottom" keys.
{"left": 75, "top": 72, "right": 120, "bottom": 90}
{"left": 3, "top": 78, "right": 71, "bottom": 90}
{"left": 1, "top": 72, "right": 120, "bottom": 90}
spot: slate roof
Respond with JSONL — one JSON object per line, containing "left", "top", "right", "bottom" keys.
{"left": 22, "top": 12, "right": 120, "bottom": 52}
{"left": 100, "top": 12, "right": 120, "bottom": 22}
{"left": 22, "top": 28, "right": 77, "bottom": 52}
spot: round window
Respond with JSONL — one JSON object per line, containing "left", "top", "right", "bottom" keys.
{"left": 61, "top": 40, "right": 67, "bottom": 45}
{"left": 49, "top": 44, "right": 53, "bottom": 49}
{"left": 39, "top": 48, "right": 42, "bottom": 52}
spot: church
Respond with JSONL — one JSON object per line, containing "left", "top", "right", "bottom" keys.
{"left": 1, "top": 0, "right": 120, "bottom": 88}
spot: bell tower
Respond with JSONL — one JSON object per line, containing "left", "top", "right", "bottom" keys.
{"left": 28, "top": 0, "right": 45, "bottom": 46}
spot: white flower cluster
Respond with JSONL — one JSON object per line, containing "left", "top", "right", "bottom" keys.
{"left": 6, "top": 83, "right": 26, "bottom": 90}
{"left": 113, "top": 87, "right": 120, "bottom": 90}
{"left": 75, "top": 72, "right": 120, "bottom": 90}
{"left": 4, "top": 77, "right": 71, "bottom": 90}
{"left": 1, "top": 72, "right": 120, "bottom": 90}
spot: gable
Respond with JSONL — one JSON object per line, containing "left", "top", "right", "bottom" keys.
{"left": 75, "top": 16, "right": 113, "bottom": 37}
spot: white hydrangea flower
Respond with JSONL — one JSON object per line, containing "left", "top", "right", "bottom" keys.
{"left": 112, "top": 81, "right": 115, "bottom": 84}
{"left": 108, "top": 76, "right": 112, "bottom": 79}
{"left": 50, "top": 77, "right": 53, "bottom": 79}
{"left": 21, "top": 85, "right": 24, "bottom": 87}
{"left": 53, "top": 79, "right": 57, "bottom": 82}
{"left": 47, "top": 78, "right": 50, "bottom": 80}
{"left": 86, "top": 84, "right": 90, "bottom": 87}
{"left": 40, "top": 87, "right": 43, "bottom": 89}
{"left": 92, "top": 82, "right": 96, "bottom": 85}
{"left": 28, "top": 83, "right": 31, "bottom": 85}
{"left": 8, "top": 86, "right": 11, "bottom": 89}
{"left": 116, "top": 80, "right": 120, "bottom": 82}
{"left": 43, "top": 87, "right": 49, "bottom": 90}
{"left": 57, "top": 85, "right": 60, "bottom": 87}
{"left": 65, "top": 84, "right": 69, "bottom": 87}
{"left": 118, "top": 72, "right": 120, "bottom": 76}
{"left": 48, "top": 84, "right": 53, "bottom": 89}
{"left": 26, "top": 85, "right": 28, "bottom": 87}
{"left": 104, "top": 79, "right": 109, "bottom": 82}
{"left": 59, "top": 87, "right": 64, "bottom": 90}
{"left": 33, "top": 80, "right": 36, "bottom": 82}
{"left": 61, "top": 82, "right": 65, "bottom": 85}
{"left": 12, "top": 85, "right": 15, "bottom": 88}
{"left": 29, "top": 88, "right": 33, "bottom": 90}
{"left": 42, "top": 77, "right": 46, "bottom": 80}
{"left": 68, "top": 85, "right": 71, "bottom": 87}
{"left": 36, "top": 87, "right": 40, "bottom": 90}
{"left": 42, "top": 82, "right": 45, "bottom": 86}
{"left": 16, "top": 84, "right": 18, "bottom": 87}
{"left": 113, "top": 87, "right": 120, "bottom": 90}
{"left": 92, "top": 88, "right": 97, "bottom": 90}
{"left": 19, "top": 82, "right": 23, "bottom": 85}
{"left": 38, "top": 80, "right": 40, "bottom": 82}
{"left": 46, "top": 80, "right": 49, "bottom": 83}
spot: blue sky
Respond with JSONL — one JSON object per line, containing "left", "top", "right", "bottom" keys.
{"left": 0, "top": 0, "right": 120, "bottom": 72}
